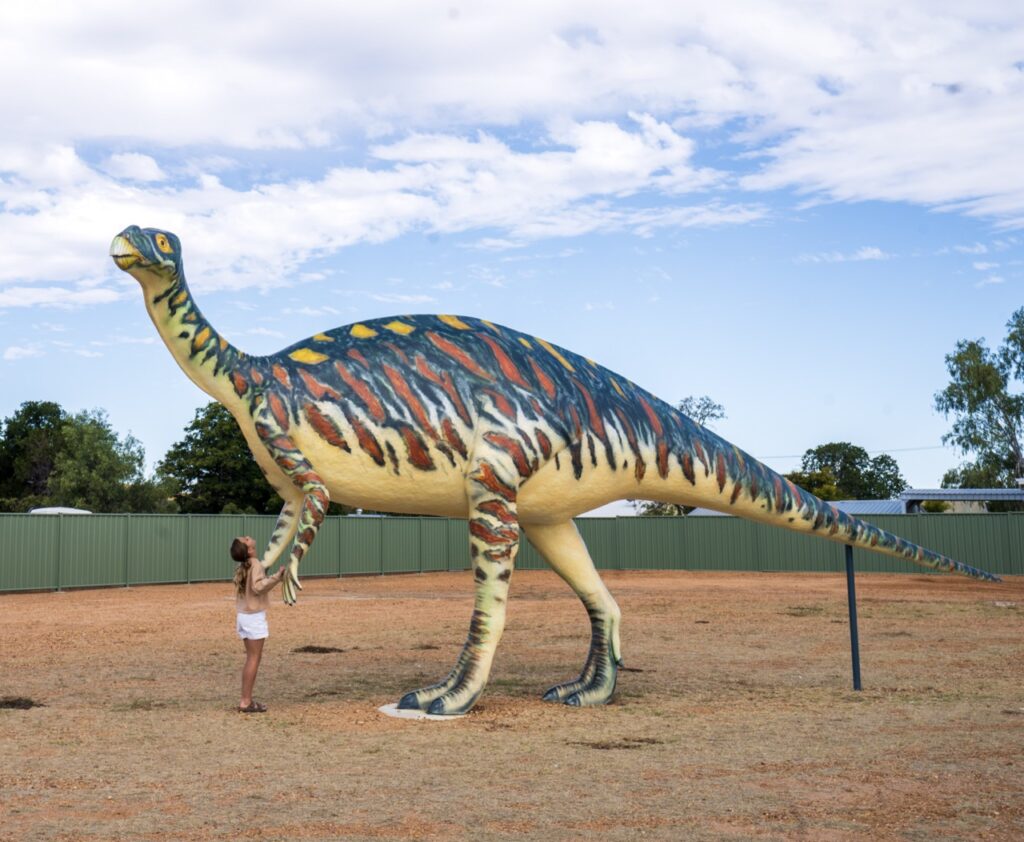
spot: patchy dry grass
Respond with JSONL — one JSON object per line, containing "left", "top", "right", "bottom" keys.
{"left": 1, "top": 570, "right": 1022, "bottom": 840}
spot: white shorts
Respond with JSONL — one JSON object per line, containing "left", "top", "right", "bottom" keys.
{"left": 236, "top": 611, "right": 269, "bottom": 640}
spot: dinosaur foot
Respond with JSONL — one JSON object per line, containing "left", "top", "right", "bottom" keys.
{"left": 542, "top": 658, "right": 620, "bottom": 707}
{"left": 397, "top": 685, "right": 480, "bottom": 716}
{"left": 395, "top": 676, "right": 483, "bottom": 717}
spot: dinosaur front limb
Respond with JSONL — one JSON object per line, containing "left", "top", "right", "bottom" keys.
{"left": 398, "top": 455, "right": 521, "bottom": 715}
{"left": 259, "top": 499, "right": 302, "bottom": 570}
{"left": 253, "top": 395, "right": 330, "bottom": 605}
{"left": 524, "top": 520, "right": 621, "bottom": 706}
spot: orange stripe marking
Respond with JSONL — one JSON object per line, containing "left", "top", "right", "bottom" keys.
{"left": 334, "top": 362, "right": 386, "bottom": 422}
{"left": 298, "top": 369, "right": 340, "bottom": 400}
{"left": 384, "top": 364, "right": 437, "bottom": 439}
{"left": 479, "top": 334, "right": 529, "bottom": 388}
{"left": 425, "top": 332, "right": 493, "bottom": 380}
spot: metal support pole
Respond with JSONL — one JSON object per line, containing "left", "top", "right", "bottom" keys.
{"left": 845, "top": 544, "right": 862, "bottom": 691}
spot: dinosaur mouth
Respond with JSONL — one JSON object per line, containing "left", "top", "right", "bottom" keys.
{"left": 109, "top": 235, "right": 142, "bottom": 270}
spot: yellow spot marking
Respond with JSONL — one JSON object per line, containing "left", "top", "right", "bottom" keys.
{"left": 183, "top": 311, "right": 197, "bottom": 323}
{"left": 313, "top": 333, "right": 334, "bottom": 342}
{"left": 481, "top": 320, "right": 502, "bottom": 333}
{"left": 192, "top": 326, "right": 211, "bottom": 351}
{"left": 350, "top": 324, "right": 378, "bottom": 339}
{"left": 610, "top": 378, "right": 625, "bottom": 397}
{"left": 537, "top": 338, "right": 575, "bottom": 372}
{"left": 438, "top": 314, "right": 471, "bottom": 330}
{"left": 289, "top": 348, "right": 328, "bottom": 365}
{"left": 219, "top": 338, "right": 228, "bottom": 351}
{"left": 517, "top": 337, "right": 532, "bottom": 349}
{"left": 586, "top": 358, "right": 597, "bottom": 367}
{"left": 383, "top": 320, "right": 416, "bottom": 335}
{"left": 171, "top": 291, "right": 188, "bottom": 306}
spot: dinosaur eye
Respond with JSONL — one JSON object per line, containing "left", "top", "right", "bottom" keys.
{"left": 155, "top": 234, "right": 173, "bottom": 254}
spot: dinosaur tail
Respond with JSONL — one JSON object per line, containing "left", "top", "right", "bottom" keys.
{"left": 655, "top": 411, "right": 1001, "bottom": 583}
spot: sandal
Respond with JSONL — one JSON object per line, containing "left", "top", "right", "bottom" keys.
{"left": 237, "top": 701, "right": 268, "bottom": 713}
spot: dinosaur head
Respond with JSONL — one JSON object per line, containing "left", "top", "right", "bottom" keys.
{"left": 109, "top": 226, "right": 183, "bottom": 288}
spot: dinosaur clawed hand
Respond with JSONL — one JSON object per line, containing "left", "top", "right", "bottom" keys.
{"left": 281, "top": 559, "right": 302, "bottom": 605}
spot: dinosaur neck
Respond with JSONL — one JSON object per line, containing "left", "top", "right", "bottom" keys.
{"left": 142, "top": 272, "right": 246, "bottom": 405}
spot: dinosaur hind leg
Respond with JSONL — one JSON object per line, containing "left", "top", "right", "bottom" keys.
{"left": 524, "top": 520, "right": 621, "bottom": 707}
{"left": 398, "top": 454, "right": 521, "bottom": 716}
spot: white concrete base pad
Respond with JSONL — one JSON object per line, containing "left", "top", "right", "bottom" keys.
{"left": 377, "top": 703, "right": 466, "bottom": 721}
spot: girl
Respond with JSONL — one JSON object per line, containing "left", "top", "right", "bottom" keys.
{"left": 230, "top": 536, "right": 286, "bottom": 713}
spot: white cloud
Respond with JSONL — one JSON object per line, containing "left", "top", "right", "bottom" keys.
{"left": 282, "top": 305, "right": 341, "bottom": 317}
{"left": 975, "top": 275, "right": 1005, "bottom": 287}
{"left": 101, "top": 153, "right": 167, "bottom": 182}
{"left": 369, "top": 293, "right": 436, "bottom": 304}
{"left": 0, "top": 118, "right": 759, "bottom": 299}
{"left": 0, "top": 285, "right": 121, "bottom": 309}
{"left": 796, "top": 246, "right": 891, "bottom": 264}
{"left": 0, "top": 4, "right": 1022, "bottom": 306}
{"left": 3, "top": 344, "right": 43, "bottom": 360}
{"left": 74, "top": 349, "right": 103, "bottom": 358}
{"left": 954, "top": 243, "right": 989, "bottom": 254}
{"left": 244, "top": 327, "right": 286, "bottom": 338}
{"left": 972, "top": 261, "right": 999, "bottom": 271}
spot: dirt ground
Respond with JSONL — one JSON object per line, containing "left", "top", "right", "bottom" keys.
{"left": 1, "top": 569, "right": 1022, "bottom": 841}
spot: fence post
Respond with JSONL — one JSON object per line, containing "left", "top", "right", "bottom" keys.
{"left": 418, "top": 518, "right": 423, "bottom": 574}
{"left": 379, "top": 516, "right": 384, "bottom": 576}
{"left": 55, "top": 513, "right": 63, "bottom": 592}
{"left": 124, "top": 514, "right": 131, "bottom": 587}
{"left": 185, "top": 515, "right": 192, "bottom": 584}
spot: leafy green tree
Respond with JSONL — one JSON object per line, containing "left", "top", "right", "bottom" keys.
{"left": 637, "top": 395, "right": 726, "bottom": 516}
{"left": 48, "top": 410, "right": 154, "bottom": 512}
{"left": 935, "top": 307, "right": 1024, "bottom": 491}
{"left": 788, "top": 442, "right": 907, "bottom": 500}
{"left": 782, "top": 467, "right": 840, "bottom": 501}
{"left": 158, "top": 403, "right": 279, "bottom": 514}
{"left": 0, "top": 401, "right": 68, "bottom": 498}
{"left": 0, "top": 402, "right": 171, "bottom": 513}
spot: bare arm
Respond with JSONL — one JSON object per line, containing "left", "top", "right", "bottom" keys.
{"left": 249, "top": 561, "right": 285, "bottom": 596}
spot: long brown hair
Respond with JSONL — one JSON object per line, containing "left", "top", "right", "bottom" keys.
{"left": 230, "top": 538, "right": 250, "bottom": 595}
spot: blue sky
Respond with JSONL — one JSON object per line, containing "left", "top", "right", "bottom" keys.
{"left": 1, "top": 2, "right": 1022, "bottom": 513}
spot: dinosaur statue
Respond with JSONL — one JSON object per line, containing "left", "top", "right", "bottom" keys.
{"left": 110, "top": 225, "right": 999, "bottom": 715}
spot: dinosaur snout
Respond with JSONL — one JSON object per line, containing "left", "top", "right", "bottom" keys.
{"left": 110, "top": 229, "right": 142, "bottom": 271}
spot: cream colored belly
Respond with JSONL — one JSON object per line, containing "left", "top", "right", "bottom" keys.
{"left": 296, "top": 427, "right": 470, "bottom": 517}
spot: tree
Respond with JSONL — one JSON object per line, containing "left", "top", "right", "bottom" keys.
{"left": 636, "top": 395, "right": 726, "bottom": 516}
{"left": 0, "top": 401, "right": 170, "bottom": 513}
{"left": 935, "top": 307, "right": 1024, "bottom": 490}
{"left": 677, "top": 396, "right": 726, "bottom": 428}
{"left": 158, "top": 403, "right": 280, "bottom": 514}
{"left": 48, "top": 410, "right": 158, "bottom": 513}
{"left": 0, "top": 401, "right": 68, "bottom": 499}
{"left": 787, "top": 442, "right": 907, "bottom": 500}
{"left": 782, "top": 467, "right": 840, "bottom": 501}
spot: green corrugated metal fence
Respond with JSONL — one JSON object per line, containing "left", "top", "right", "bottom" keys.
{"left": 0, "top": 513, "right": 1020, "bottom": 593}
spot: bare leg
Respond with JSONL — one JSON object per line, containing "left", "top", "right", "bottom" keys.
{"left": 524, "top": 520, "right": 622, "bottom": 706}
{"left": 240, "top": 637, "right": 265, "bottom": 708}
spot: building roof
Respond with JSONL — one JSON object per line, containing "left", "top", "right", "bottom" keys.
{"left": 899, "top": 488, "right": 1024, "bottom": 502}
